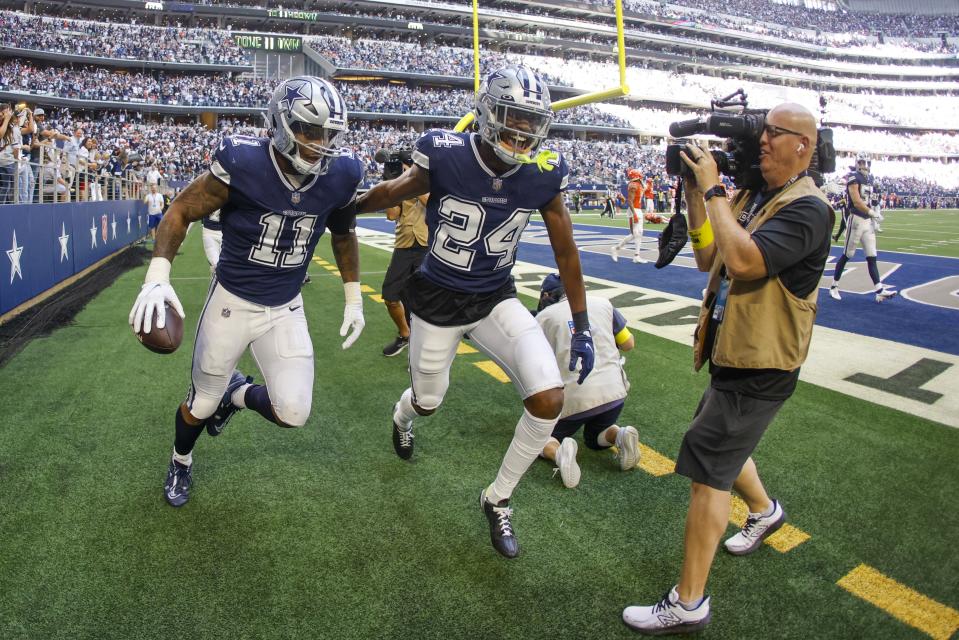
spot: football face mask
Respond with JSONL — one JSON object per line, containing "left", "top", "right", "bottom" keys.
{"left": 487, "top": 101, "right": 552, "bottom": 165}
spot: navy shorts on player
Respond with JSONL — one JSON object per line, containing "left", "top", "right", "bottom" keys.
{"left": 552, "top": 401, "right": 624, "bottom": 450}
{"left": 148, "top": 214, "right": 163, "bottom": 229}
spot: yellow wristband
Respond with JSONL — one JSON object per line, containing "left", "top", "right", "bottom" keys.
{"left": 688, "top": 219, "right": 714, "bottom": 250}
{"left": 614, "top": 326, "right": 632, "bottom": 346}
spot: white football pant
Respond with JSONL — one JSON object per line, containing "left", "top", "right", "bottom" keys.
{"left": 844, "top": 215, "right": 877, "bottom": 259}
{"left": 187, "top": 279, "right": 314, "bottom": 426}
{"left": 202, "top": 227, "right": 222, "bottom": 268}
{"left": 407, "top": 297, "right": 563, "bottom": 410}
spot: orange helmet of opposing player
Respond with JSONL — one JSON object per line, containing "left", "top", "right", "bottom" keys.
{"left": 627, "top": 168, "right": 642, "bottom": 180}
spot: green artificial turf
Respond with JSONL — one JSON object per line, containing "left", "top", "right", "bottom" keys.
{"left": 0, "top": 229, "right": 956, "bottom": 640}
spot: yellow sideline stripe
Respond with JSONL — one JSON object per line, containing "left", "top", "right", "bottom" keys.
{"left": 312, "top": 257, "right": 327, "bottom": 265}
{"left": 636, "top": 444, "right": 675, "bottom": 477}
{"left": 360, "top": 284, "right": 375, "bottom": 293}
{"left": 322, "top": 264, "right": 338, "bottom": 271}
{"left": 837, "top": 565, "right": 959, "bottom": 640}
{"left": 474, "top": 360, "right": 510, "bottom": 383}
{"left": 457, "top": 342, "right": 478, "bottom": 355}
{"left": 369, "top": 294, "right": 384, "bottom": 304}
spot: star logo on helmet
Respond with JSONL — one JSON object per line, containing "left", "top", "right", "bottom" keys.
{"left": 279, "top": 80, "right": 311, "bottom": 113}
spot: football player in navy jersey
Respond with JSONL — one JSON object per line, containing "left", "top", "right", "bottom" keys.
{"left": 354, "top": 65, "right": 595, "bottom": 559}
{"left": 128, "top": 77, "right": 366, "bottom": 507}
{"left": 829, "top": 152, "right": 897, "bottom": 303}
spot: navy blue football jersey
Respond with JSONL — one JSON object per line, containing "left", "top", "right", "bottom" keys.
{"left": 846, "top": 171, "right": 873, "bottom": 218}
{"left": 411, "top": 130, "right": 569, "bottom": 293}
{"left": 210, "top": 136, "right": 363, "bottom": 306}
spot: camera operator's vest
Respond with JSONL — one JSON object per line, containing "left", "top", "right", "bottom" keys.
{"left": 394, "top": 197, "right": 428, "bottom": 249}
{"left": 693, "top": 176, "right": 828, "bottom": 372}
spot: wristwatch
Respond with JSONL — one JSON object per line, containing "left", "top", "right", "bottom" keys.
{"left": 703, "top": 185, "right": 727, "bottom": 202}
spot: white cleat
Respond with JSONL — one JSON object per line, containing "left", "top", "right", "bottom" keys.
{"left": 829, "top": 286, "right": 841, "bottom": 301}
{"left": 876, "top": 287, "right": 898, "bottom": 303}
{"left": 615, "top": 426, "right": 640, "bottom": 471}
{"left": 633, "top": 255, "right": 647, "bottom": 264}
{"left": 611, "top": 247, "right": 619, "bottom": 263}
{"left": 555, "top": 438, "right": 581, "bottom": 489}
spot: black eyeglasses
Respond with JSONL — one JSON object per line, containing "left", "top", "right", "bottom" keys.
{"left": 763, "top": 123, "right": 805, "bottom": 139}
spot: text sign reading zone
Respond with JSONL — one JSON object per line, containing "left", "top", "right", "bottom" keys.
{"left": 232, "top": 33, "right": 302, "bottom": 52}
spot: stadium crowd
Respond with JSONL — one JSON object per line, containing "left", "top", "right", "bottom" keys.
{"left": 0, "top": 60, "right": 271, "bottom": 107}
{"left": 0, "top": 11, "right": 248, "bottom": 65}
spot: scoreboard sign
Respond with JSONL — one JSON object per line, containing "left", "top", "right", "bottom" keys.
{"left": 232, "top": 33, "right": 302, "bottom": 52}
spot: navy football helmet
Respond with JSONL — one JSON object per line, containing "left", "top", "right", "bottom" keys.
{"left": 537, "top": 273, "right": 566, "bottom": 312}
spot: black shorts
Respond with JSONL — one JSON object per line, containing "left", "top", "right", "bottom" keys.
{"left": 674, "top": 385, "right": 785, "bottom": 491}
{"left": 382, "top": 245, "right": 426, "bottom": 301}
{"left": 405, "top": 270, "right": 516, "bottom": 327}
{"left": 553, "top": 402, "right": 624, "bottom": 450}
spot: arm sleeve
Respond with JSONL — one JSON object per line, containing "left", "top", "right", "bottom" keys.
{"left": 751, "top": 197, "right": 831, "bottom": 278}
{"left": 326, "top": 158, "right": 364, "bottom": 235}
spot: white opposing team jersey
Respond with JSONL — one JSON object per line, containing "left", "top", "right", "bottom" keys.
{"left": 537, "top": 296, "right": 630, "bottom": 419}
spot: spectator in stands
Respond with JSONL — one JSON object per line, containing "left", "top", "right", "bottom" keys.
{"left": 16, "top": 105, "right": 35, "bottom": 204}
{"left": 0, "top": 102, "right": 21, "bottom": 204}
{"left": 38, "top": 148, "right": 68, "bottom": 203}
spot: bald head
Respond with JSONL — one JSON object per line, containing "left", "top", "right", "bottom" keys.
{"left": 767, "top": 103, "right": 817, "bottom": 149}
{"left": 758, "top": 102, "right": 820, "bottom": 188}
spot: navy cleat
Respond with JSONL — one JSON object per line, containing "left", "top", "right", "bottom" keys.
{"left": 164, "top": 460, "right": 193, "bottom": 507}
{"left": 206, "top": 371, "right": 253, "bottom": 437}
{"left": 481, "top": 489, "right": 520, "bottom": 559}
{"left": 392, "top": 403, "right": 414, "bottom": 460}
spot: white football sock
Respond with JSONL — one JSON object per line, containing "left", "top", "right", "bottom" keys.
{"left": 231, "top": 383, "right": 252, "bottom": 408}
{"left": 487, "top": 409, "right": 557, "bottom": 504}
{"left": 393, "top": 388, "right": 417, "bottom": 429}
{"left": 172, "top": 449, "right": 192, "bottom": 467}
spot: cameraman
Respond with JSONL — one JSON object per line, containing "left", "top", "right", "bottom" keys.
{"left": 623, "top": 103, "right": 833, "bottom": 635}
{"left": 380, "top": 156, "right": 429, "bottom": 357}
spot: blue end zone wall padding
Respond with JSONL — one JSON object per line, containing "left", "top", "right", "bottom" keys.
{"left": 1, "top": 201, "right": 148, "bottom": 316}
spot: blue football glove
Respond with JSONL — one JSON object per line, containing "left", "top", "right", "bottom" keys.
{"left": 569, "top": 330, "right": 595, "bottom": 385}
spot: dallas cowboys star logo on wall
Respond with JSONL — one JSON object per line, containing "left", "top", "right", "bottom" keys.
{"left": 59, "top": 222, "right": 70, "bottom": 263}
{"left": 279, "top": 80, "right": 312, "bottom": 113}
{"left": 7, "top": 230, "right": 23, "bottom": 284}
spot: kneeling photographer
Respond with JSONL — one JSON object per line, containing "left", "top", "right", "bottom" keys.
{"left": 623, "top": 101, "right": 835, "bottom": 634}
{"left": 376, "top": 147, "right": 429, "bottom": 357}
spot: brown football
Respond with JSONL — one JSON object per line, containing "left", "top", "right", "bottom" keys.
{"left": 136, "top": 302, "right": 184, "bottom": 354}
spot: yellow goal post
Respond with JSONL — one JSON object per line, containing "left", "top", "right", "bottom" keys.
{"left": 453, "top": 0, "right": 629, "bottom": 132}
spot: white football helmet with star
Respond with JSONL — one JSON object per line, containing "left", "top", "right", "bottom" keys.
{"left": 267, "top": 76, "right": 347, "bottom": 175}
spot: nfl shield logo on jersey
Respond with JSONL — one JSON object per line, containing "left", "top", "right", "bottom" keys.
{"left": 492, "top": 178, "right": 503, "bottom": 192}
{"left": 291, "top": 192, "right": 302, "bottom": 204}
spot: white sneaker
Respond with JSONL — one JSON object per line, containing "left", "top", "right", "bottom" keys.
{"left": 633, "top": 255, "right": 647, "bottom": 264}
{"left": 554, "top": 438, "right": 580, "bottom": 488}
{"left": 615, "top": 426, "right": 640, "bottom": 471}
{"left": 611, "top": 247, "right": 619, "bottom": 262}
{"left": 829, "top": 285, "right": 841, "bottom": 301}
{"left": 724, "top": 499, "right": 786, "bottom": 556}
{"left": 623, "top": 586, "right": 711, "bottom": 635}
{"left": 876, "top": 287, "right": 898, "bottom": 303}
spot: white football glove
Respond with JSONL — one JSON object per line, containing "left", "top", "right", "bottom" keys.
{"left": 339, "top": 281, "right": 365, "bottom": 349}
{"left": 128, "top": 257, "right": 185, "bottom": 334}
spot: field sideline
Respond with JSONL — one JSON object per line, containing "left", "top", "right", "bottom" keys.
{"left": 576, "top": 208, "right": 959, "bottom": 258}
{"left": 0, "top": 227, "right": 957, "bottom": 640}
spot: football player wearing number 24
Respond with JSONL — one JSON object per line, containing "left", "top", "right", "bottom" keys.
{"left": 354, "top": 65, "right": 595, "bottom": 559}
{"left": 127, "top": 77, "right": 365, "bottom": 508}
